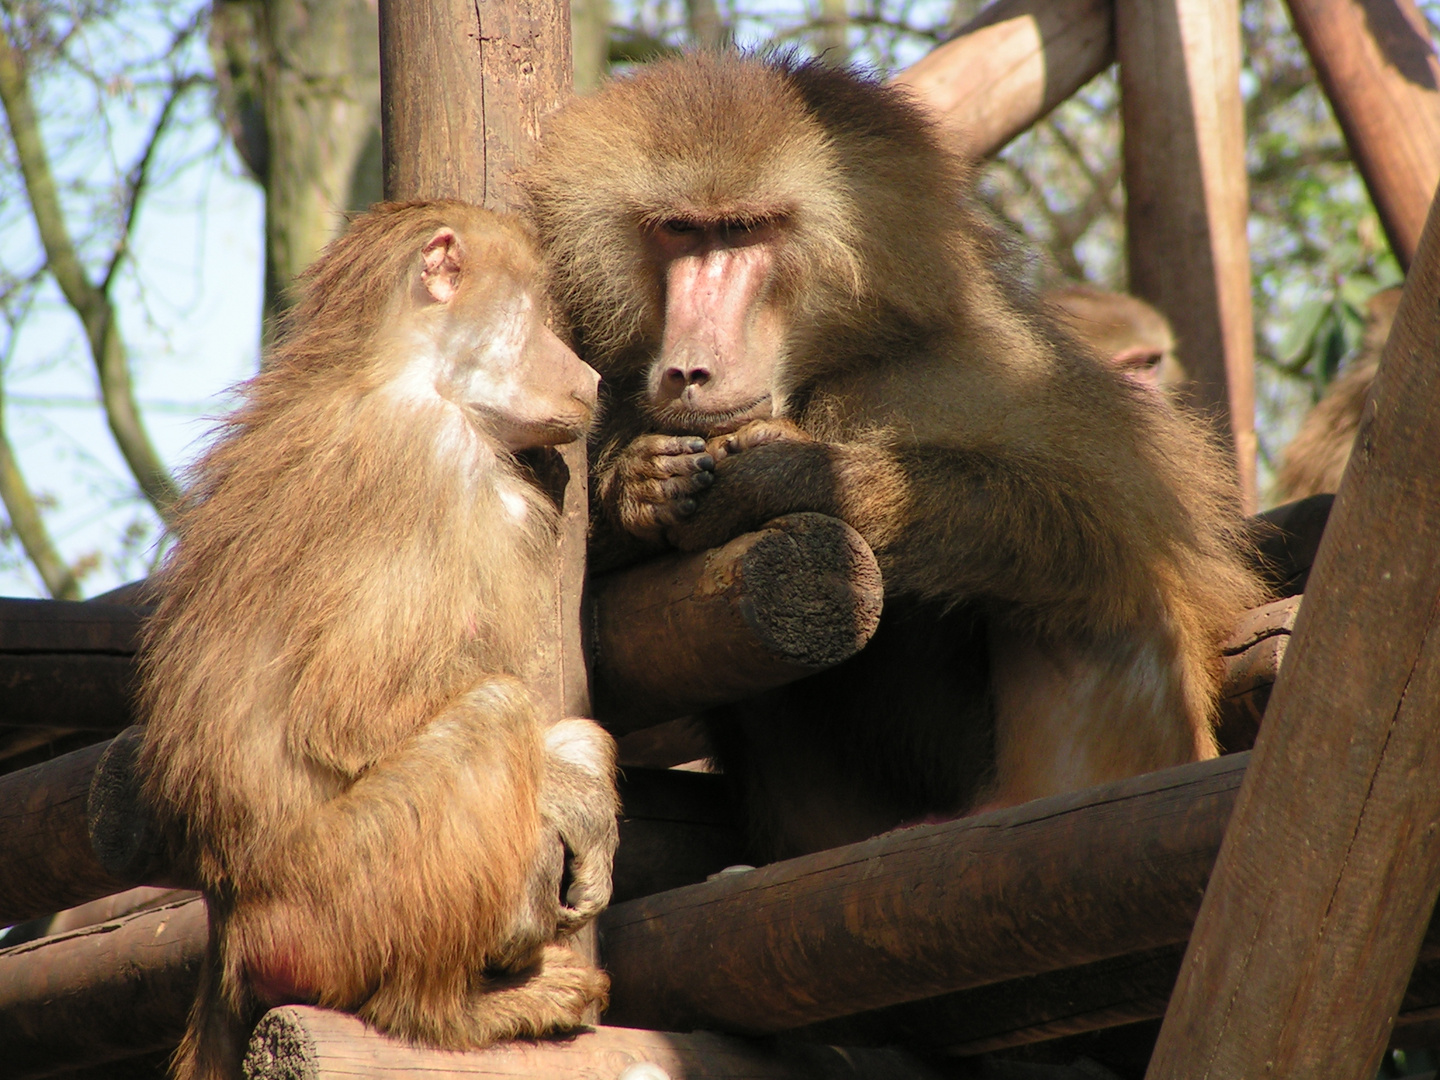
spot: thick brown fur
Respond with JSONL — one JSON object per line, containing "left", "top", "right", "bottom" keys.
{"left": 524, "top": 55, "right": 1264, "bottom": 860}
{"left": 1045, "top": 284, "right": 1186, "bottom": 391}
{"left": 137, "top": 201, "right": 616, "bottom": 1080}
{"left": 1275, "top": 285, "right": 1399, "bottom": 501}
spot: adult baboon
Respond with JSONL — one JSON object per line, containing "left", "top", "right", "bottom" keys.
{"left": 524, "top": 56, "right": 1261, "bottom": 859}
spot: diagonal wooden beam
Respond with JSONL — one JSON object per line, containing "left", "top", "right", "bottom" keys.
{"left": 1145, "top": 181, "right": 1440, "bottom": 1080}
{"left": 1284, "top": 0, "right": 1440, "bottom": 272}
{"left": 892, "top": 0, "right": 1113, "bottom": 160}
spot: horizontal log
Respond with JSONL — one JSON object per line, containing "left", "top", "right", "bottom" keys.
{"left": 600, "top": 754, "right": 1250, "bottom": 1034}
{"left": 590, "top": 514, "right": 884, "bottom": 733}
{"left": 0, "top": 896, "right": 204, "bottom": 1079}
{"left": 244, "top": 1007, "right": 946, "bottom": 1080}
{"left": 6, "top": 757, "right": 1437, "bottom": 1074}
{"left": 1, "top": 727, "right": 741, "bottom": 922}
{"left": 0, "top": 737, "right": 132, "bottom": 924}
{"left": 0, "top": 598, "right": 143, "bottom": 753}
{"left": 894, "top": 0, "right": 1114, "bottom": 160}
{"left": 1214, "top": 595, "right": 1300, "bottom": 754}
{"left": 800, "top": 917, "right": 1440, "bottom": 1056}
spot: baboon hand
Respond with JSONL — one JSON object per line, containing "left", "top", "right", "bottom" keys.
{"left": 705, "top": 417, "right": 811, "bottom": 464}
{"left": 542, "top": 718, "right": 619, "bottom": 935}
{"left": 604, "top": 434, "right": 716, "bottom": 543}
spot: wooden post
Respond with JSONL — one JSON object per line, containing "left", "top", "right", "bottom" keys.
{"left": 1283, "top": 0, "right": 1440, "bottom": 271}
{"left": 892, "top": 0, "right": 1113, "bottom": 160}
{"left": 377, "top": 0, "right": 593, "bottom": 972}
{"left": 1145, "top": 186, "right": 1440, "bottom": 1079}
{"left": 1115, "top": 0, "right": 1257, "bottom": 510}
{"left": 378, "top": 0, "right": 582, "bottom": 726}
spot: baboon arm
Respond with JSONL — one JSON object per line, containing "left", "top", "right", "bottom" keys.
{"left": 232, "top": 677, "right": 552, "bottom": 1008}
{"left": 666, "top": 438, "right": 1147, "bottom": 630}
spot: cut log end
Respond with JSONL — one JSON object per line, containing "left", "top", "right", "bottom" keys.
{"left": 591, "top": 514, "right": 883, "bottom": 732}
{"left": 87, "top": 726, "right": 171, "bottom": 886}
{"left": 735, "top": 513, "right": 883, "bottom": 668}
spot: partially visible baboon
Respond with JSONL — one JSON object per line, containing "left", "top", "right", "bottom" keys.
{"left": 1275, "top": 286, "right": 1400, "bottom": 501}
{"left": 137, "top": 202, "right": 617, "bottom": 1080}
{"left": 1046, "top": 284, "right": 1186, "bottom": 392}
{"left": 523, "top": 56, "right": 1263, "bottom": 860}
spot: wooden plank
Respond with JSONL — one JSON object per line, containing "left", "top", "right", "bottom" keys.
{"left": 1284, "top": 0, "right": 1440, "bottom": 271}
{"left": 243, "top": 1007, "right": 947, "bottom": 1080}
{"left": 1115, "top": 0, "right": 1257, "bottom": 510}
{"left": 600, "top": 754, "right": 1247, "bottom": 1034}
{"left": 590, "top": 514, "right": 883, "bottom": 734}
{"left": 1144, "top": 177, "right": 1440, "bottom": 1080}
{"left": 892, "top": 0, "right": 1113, "bottom": 160}
{"left": 0, "top": 897, "right": 204, "bottom": 1079}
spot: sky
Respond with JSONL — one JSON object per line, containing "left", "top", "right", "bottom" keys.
{"left": 1, "top": 4, "right": 265, "bottom": 597}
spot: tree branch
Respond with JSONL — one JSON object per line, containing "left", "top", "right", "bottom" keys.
{"left": 0, "top": 23, "right": 180, "bottom": 520}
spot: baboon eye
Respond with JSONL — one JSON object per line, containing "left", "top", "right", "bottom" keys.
{"left": 662, "top": 219, "right": 701, "bottom": 235}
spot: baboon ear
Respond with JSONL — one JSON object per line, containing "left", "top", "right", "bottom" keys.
{"left": 420, "top": 228, "right": 463, "bottom": 304}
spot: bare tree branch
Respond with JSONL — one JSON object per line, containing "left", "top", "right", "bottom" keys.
{"left": 0, "top": 17, "right": 180, "bottom": 520}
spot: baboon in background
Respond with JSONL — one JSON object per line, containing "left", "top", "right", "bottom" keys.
{"left": 523, "top": 55, "right": 1263, "bottom": 860}
{"left": 138, "top": 202, "right": 617, "bottom": 1080}
{"left": 1046, "top": 284, "right": 1187, "bottom": 392}
{"left": 1275, "top": 286, "right": 1400, "bottom": 501}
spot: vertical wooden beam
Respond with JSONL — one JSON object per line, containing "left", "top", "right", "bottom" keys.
{"left": 377, "top": 0, "right": 584, "bottom": 726}
{"left": 893, "top": 0, "right": 1114, "bottom": 161}
{"left": 376, "top": 0, "right": 593, "bottom": 971}
{"left": 1283, "top": 0, "right": 1440, "bottom": 272}
{"left": 1145, "top": 185, "right": 1440, "bottom": 1079}
{"left": 1115, "top": 0, "right": 1257, "bottom": 511}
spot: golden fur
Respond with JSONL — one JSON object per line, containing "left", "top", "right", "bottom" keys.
{"left": 524, "top": 55, "right": 1264, "bottom": 859}
{"left": 138, "top": 202, "right": 615, "bottom": 1079}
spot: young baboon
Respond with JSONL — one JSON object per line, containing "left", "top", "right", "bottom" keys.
{"left": 1046, "top": 283, "right": 1186, "bottom": 392}
{"left": 524, "top": 55, "right": 1263, "bottom": 860}
{"left": 1275, "top": 285, "right": 1400, "bottom": 501}
{"left": 137, "top": 202, "right": 617, "bottom": 1080}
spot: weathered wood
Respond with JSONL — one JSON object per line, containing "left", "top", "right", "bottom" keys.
{"left": 0, "top": 896, "right": 205, "bottom": 1079}
{"left": 600, "top": 754, "right": 1247, "bottom": 1035}
{"left": 0, "top": 738, "right": 130, "bottom": 924}
{"left": 0, "top": 598, "right": 141, "bottom": 741}
{"left": 800, "top": 912, "right": 1440, "bottom": 1056}
{"left": 378, "top": 0, "right": 582, "bottom": 731}
{"left": 0, "top": 885, "right": 193, "bottom": 949}
{"left": 1284, "top": 0, "right": 1440, "bottom": 271}
{"left": 892, "top": 0, "right": 1113, "bottom": 160}
{"left": 616, "top": 717, "right": 712, "bottom": 769}
{"left": 591, "top": 514, "right": 884, "bottom": 734}
{"left": 611, "top": 767, "right": 742, "bottom": 904}
{"left": 1145, "top": 175, "right": 1440, "bottom": 1080}
{"left": 1245, "top": 492, "right": 1334, "bottom": 598}
{"left": 5, "top": 730, "right": 734, "bottom": 925}
{"left": 1214, "top": 594, "right": 1300, "bottom": 754}
{"left": 1116, "top": 0, "right": 1257, "bottom": 510}
{"left": 243, "top": 1007, "right": 947, "bottom": 1080}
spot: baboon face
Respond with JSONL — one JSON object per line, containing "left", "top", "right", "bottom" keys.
{"left": 639, "top": 214, "right": 789, "bottom": 434}
{"left": 414, "top": 227, "right": 600, "bottom": 452}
